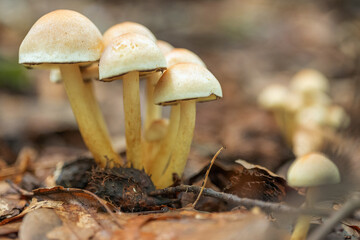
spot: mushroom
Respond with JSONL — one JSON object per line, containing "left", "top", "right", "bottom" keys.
{"left": 145, "top": 49, "right": 207, "bottom": 181}
{"left": 156, "top": 40, "right": 174, "bottom": 55}
{"left": 102, "top": 22, "right": 161, "bottom": 131}
{"left": 287, "top": 153, "right": 340, "bottom": 240}
{"left": 326, "top": 105, "right": 350, "bottom": 129}
{"left": 258, "top": 84, "right": 292, "bottom": 144}
{"left": 102, "top": 22, "right": 156, "bottom": 47}
{"left": 19, "top": 9, "right": 123, "bottom": 167}
{"left": 292, "top": 127, "right": 323, "bottom": 157}
{"left": 99, "top": 33, "right": 166, "bottom": 169}
{"left": 290, "top": 69, "right": 329, "bottom": 106}
{"left": 153, "top": 63, "right": 222, "bottom": 188}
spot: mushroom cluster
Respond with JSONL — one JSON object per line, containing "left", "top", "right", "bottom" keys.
{"left": 19, "top": 9, "right": 222, "bottom": 188}
{"left": 258, "top": 69, "right": 349, "bottom": 157}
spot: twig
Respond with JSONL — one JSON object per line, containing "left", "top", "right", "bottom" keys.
{"left": 192, "top": 147, "right": 224, "bottom": 208}
{"left": 308, "top": 195, "right": 360, "bottom": 240}
{"left": 150, "top": 185, "right": 332, "bottom": 216}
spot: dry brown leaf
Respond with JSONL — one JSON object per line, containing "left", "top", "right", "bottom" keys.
{"left": 0, "top": 198, "right": 27, "bottom": 221}
{"left": 0, "top": 198, "right": 62, "bottom": 226}
{"left": 112, "top": 210, "right": 288, "bottom": 240}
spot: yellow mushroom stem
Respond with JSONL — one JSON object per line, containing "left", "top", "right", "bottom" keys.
{"left": 145, "top": 72, "right": 162, "bottom": 130}
{"left": 291, "top": 188, "right": 315, "bottom": 240}
{"left": 60, "top": 64, "right": 123, "bottom": 168}
{"left": 273, "top": 109, "right": 293, "bottom": 147}
{"left": 123, "top": 71, "right": 142, "bottom": 169}
{"left": 147, "top": 105, "right": 180, "bottom": 185}
{"left": 157, "top": 100, "right": 196, "bottom": 188}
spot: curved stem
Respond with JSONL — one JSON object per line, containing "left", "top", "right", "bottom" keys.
{"left": 147, "top": 105, "right": 180, "bottom": 185}
{"left": 157, "top": 101, "right": 196, "bottom": 188}
{"left": 60, "top": 64, "right": 123, "bottom": 167}
{"left": 123, "top": 71, "right": 142, "bottom": 169}
{"left": 145, "top": 72, "right": 162, "bottom": 130}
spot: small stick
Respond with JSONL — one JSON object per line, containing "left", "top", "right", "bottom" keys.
{"left": 192, "top": 147, "right": 224, "bottom": 208}
{"left": 308, "top": 194, "right": 360, "bottom": 240}
{"left": 150, "top": 185, "right": 332, "bottom": 217}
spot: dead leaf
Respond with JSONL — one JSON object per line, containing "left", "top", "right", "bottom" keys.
{"left": 0, "top": 198, "right": 27, "bottom": 221}
{"left": 224, "top": 160, "right": 294, "bottom": 202}
{"left": 112, "top": 210, "right": 288, "bottom": 240}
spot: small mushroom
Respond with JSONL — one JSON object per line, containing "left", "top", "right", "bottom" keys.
{"left": 102, "top": 22, "right": 156, "bottom": 47}
{"left": 102, "top": 22, "right": 162, "bottom": 131}
{"left": 290, "top": 69, "right": 329, "bottom": 106}
{"left": 287, "top": 153, "right": 340, "bottom": 240}
{"left": 99, "top": 33, "right": 166, "bottom": 169}
{"left": 258, "top": 84, "right": 291, "bottom": 144}
{"left": 19, "top": 10, "right": 123, "bottom": 167}
{"left": 153, "top": 63, "right": 222, "bottom": 188}
{"left": 156, "top": 40, "right": 174, "bottom": 55}
{"left": 146, "top": 49, "right": 207, "bottom": 182}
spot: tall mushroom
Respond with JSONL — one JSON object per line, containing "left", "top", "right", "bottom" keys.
{"left": 99, "top": 33, "right": 166, "bottom": 169}
{"left": 102, "top": 22, "right": 161, "bottom": 131}
{"left": 287, "top": 153, "right": 340, "bottom": 240}
{"left": 145, "top": 49, "right": 207, "bottom": 179}
{"left": 19, "top": 9, "right": 123, "bottom": 167}
{"left": 153, "top": 63, "right": 222, "bottom": 188}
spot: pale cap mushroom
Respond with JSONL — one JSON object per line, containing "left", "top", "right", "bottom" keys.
{"left": 99, "top": 33, "right": 166, "bottom": 81}
{"left": 166, "top": 48, "right": 206, "bottom": 68}
{"left": 290, "top": 69, "right": 329, "bottom": 94}
{"left": 156, "top": 40, "right": 174, "bottom": 55}
{"left": 19, "top": 9, "right": 103, "bottom": 65}
{"left": 154, "top": 63, "right": 222, "bottom": 105}
{"left": 258, "top": 84, "right": 288, "bottom": 110}
{"left": 287, "top": 153, "right": 340, "bottom": 187}
{"left": 103, "top": 22, "right": 156, "bottom": 47}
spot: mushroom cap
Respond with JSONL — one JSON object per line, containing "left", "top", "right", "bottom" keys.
{"left": 296, "top": 105, "right": 328, "bottom": 128}
{"left": 287, "top": 153, "right": 340, "bottom": 187}
{"left": 99, "top": 33, "right": 167, "bottom": 81}
{"left": 157, "top": 40, "right": 174, "bottom": 55}
{"left": 19, "top": 10, "right": 103, "bottom": 65}
{"left": 290, "top": 69, "right": 329, "bottom": 94}
{"left": 103, "top": 22, "right": 156, "bottom": 47}
{"left": 154, "top": 63, "right": 222, "bottom": 105}
{"left": 166, "top": 48, "right": 206, "bottom": 68}
{"left": 144, "top": 118, "right": 169, "bottom": 141}
{"left": 258, "top": 84, "right": 288, "bottom": 109}
{"left": 292, "top": 127, "right": 323, "bottom": 157}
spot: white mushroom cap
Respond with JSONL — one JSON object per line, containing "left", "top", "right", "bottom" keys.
{"left": 19, "top": 10, "right": 103, "bottom": 65}
{"left": 290, "top": 69, "right": 329, "bottom": 94}
{"left": 154, "top": 63, "right": 222, "bottom": 105}
{"left": 144, "top": 118, "right": 169, "bottom": 141}
{"left": 287, "top": 153, "right": 340, "bottom": 187}
{"left": 157, "top": 40, "right": 174, "bottom": 55}
{"left": 296, "top": 105, "right": 328, "bottom": 128}
{"left": 99, "top": 33, "right": 167, "bottom": 81}
{"left": 166, "top": 48, "right": 206, "bottom": 68}
{"left": 258, "top": 84, "right": 289, "bottom": 110}
{"left": 327, "top": 105, "right": 350, "bottom": 129}
{"left": 103, "top": 22, "right": 156, "bottom": 47}
{"left": 292, "top": 127, "right": 323, "bottom": 157}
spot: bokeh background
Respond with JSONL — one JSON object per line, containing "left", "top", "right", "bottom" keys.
{"left": 1, "top": 0, "right": 360, "bottom": 173}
